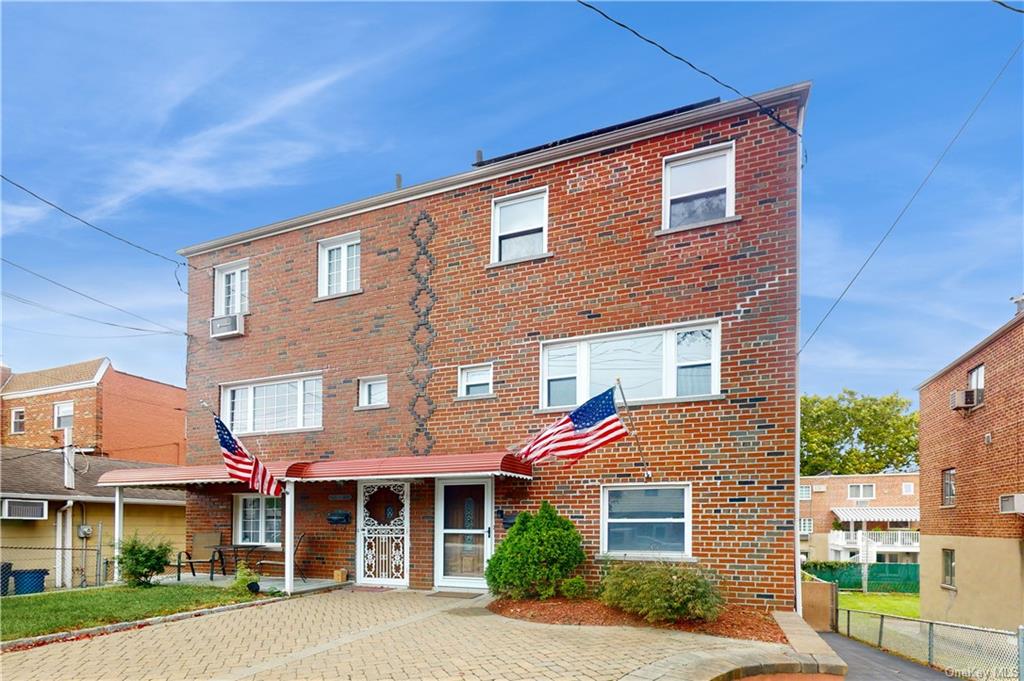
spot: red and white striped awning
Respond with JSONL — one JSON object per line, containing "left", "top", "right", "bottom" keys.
{"left": 96, "top": 452, "right": 532, "bottom": 487}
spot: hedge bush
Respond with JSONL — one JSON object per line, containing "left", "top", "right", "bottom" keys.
{"left": 484, "top": 501, "right": 585, "bottom": 599}
{"left": 559, "top": 576, "right": 588, "bottom": 600}
{"left": 119, "top": 534, "right": 173, "bottom": 586}
{"left": 600, "top": 563, "right": 724, "bottom": 623}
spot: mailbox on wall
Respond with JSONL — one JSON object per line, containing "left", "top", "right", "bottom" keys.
{"left": 327, "top": 510, "right": 352, "bottom": 525}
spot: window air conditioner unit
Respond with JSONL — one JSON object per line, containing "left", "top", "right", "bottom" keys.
{"left": 812, "top": 485, "right": 827, "bottom": 493}
{"left": 950, "top": 389, "right": 983, "bottom": 410}
{"left": 210, "top": 314, "right": 244, "bottom": 339}
{"left": 998, "top": 493, "right": 1024, "bottom": 515}
{"left": 2, "top": 499, "right": 48, "bottom": 520}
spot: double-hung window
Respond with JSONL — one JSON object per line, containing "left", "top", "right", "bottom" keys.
{"left": 799, "top": 485, "right": 812, "bottom": 501}
{"left": 968, "top": 364, "right": 985, "bottom": 391}
{"left": 222, "top": 374, "right": 323, "bottom": 434}
{"left": 215, "top": 260, "right": 249, "bottom": 316}
{"left": 357, "top": 376, "right": 388, "bottom": 408}
{"left": 662, "top": 143, "right": 735, "bottom": 231}
{"left": 234, "top": 494, "right": 282, "bottom": 545}
{"left": 491, "top": 188, "right": 547, "bottom": 263}
{"left": 848, "top": 483, "right": 875, "bottom": 500}
{"left": 458, "top": 364, "right": 493, "bottom": 398}
{"left": 317, "top": 232, "right": 361, "bottom": 298}
{"left": 941, "top": 469, "right": 956, "bottom": 506}
{"left": 601, "top": 483, "right": 690, "bottom": 558}
{"left": 799, "top": 517, "right": 814, "bottom": 535}
{"left": 541, "top": 322, "right": 720, "bottom": 408}
{"left": 10, "top": 408, "right": 25, "bottom": 434}
{"left": 53, "top": 401, "right": 74, "bottom": 430}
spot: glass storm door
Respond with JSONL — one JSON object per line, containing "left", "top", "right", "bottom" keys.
{"left": 434, "top": 479, "right": 493, "bottom": 589}
{"left": 357, "top": 481, "right": 409, "bottom": 587}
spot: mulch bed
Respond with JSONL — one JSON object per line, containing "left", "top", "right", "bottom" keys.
{"left": 487, "top": 597, "right": 789, "bottom": 644}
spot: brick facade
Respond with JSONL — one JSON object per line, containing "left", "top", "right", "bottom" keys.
{"left": 799, "top": 472, "right": 919, "bottom": 535}
{"left": 1, "top": 386, "right": 100, "bottom": 451}
{"left": 180, "top": 86, "right": 808, "bottom": 607}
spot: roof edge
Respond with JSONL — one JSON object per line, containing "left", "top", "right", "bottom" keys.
{"left": 179, "top": 81, "right": 811, "bottom": 258}
{"left": 916, "top": 312, "right": 1024, "bottom": 391}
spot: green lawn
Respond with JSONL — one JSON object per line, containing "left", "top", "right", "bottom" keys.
{"left": 1, "top": 585, "right": 260, "bottom": 641}
{"left": 838, "top": 592, "right": 920, "bottom": 618}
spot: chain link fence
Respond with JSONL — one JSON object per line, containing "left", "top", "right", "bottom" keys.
{"left": 0, "top": 545, "right": 105, "bottom": 594}
{"left": 839, "top": 608, "right": 1023, "bottom": 681}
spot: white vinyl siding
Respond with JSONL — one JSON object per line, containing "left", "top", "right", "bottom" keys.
{"left": 10, "top": 408, "right": 25, "bottom": 434}
{"left": 358, "top": 376, "right": 388, "bottom": 408}
{"left": 541, "top": 321, "right": 720, "bottom": 408}
{"left": 317, "top": 232, "right": 361, "bottom": 297}
{"left": 53, "top": 401, "right": 74, "bottom": 430}
{"left": 600, "top": 483, "right": 691, "bottom": 559}
{"left": 215, "top": 261, "right": 249, "bottom": 315}
{"left": 222, "top": 374, "right": 322, "bottom": 435}
{"left": 662, "top": 143, "right": 735, "bottom": 231}
{"left": 458, "top": 364, "right": 493, "bottom": 398}
{"left": 234, "top": 494, "right": 282, "bottom": 545}
{"left": 491, "top": 188, "right": 547, "bottom": 263}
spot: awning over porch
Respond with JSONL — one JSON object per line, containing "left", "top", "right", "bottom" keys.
{"left": 831, "top": 506, "right": 919, "bottom": 523}
{"left": 96, "top": 451, "right": 532, "bottom": 487}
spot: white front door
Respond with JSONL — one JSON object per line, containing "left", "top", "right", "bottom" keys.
{"left": 434, "top": 478, "right": 493, "bottom": 589}
{"left": 357, "top": 481, "right": 409, "bottom": 587}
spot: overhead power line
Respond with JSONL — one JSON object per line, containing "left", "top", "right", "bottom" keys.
{"left": 1, "top": 257, "right": 186, "bottom": 335}
{"left": 3, "top": 291, "right": 182, "bottom": 335}
{"left": 574, "top": 0, "right": 800, "bottom": 137}
{"left": 992, "top": 0, "right": 1024, "bottom": 14}
{"left": 3, "top": 324, "right": 171, "bottom": 339}
{"left": 799, "top": 39, "right": 1024, "bottom": 355}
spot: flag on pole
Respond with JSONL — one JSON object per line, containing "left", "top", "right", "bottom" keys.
{"left": 516, "top": 388, "right": 629, "bottom": 465}
{"left": 215, "top": 416, "right": 282, "bottom": 496}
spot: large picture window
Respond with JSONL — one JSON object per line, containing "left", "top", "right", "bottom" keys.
{"left": 222, "top": 374, "right": 322, "bottom": 434}
{"left": 541, "top": 322, "right": 720, "bottom": 408}
{"left": 234, "top": 494, "right": 282, "bottom": 545}
{"left": 317, "top": 232, "right": 361, "bottom": 298}
{"left": 601, "top": 484, "right": 690, "bottom": 559}
{"left": 662, "top": 143, "right": 735, "bottom": 231}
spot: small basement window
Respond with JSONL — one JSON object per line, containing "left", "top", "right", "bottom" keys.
{"left": 358, "top": 376, "right": 388, "bottom": 408}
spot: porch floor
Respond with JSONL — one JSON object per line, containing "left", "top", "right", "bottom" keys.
{"left": 157, "top": 572, "right": 341, "bottom": 595}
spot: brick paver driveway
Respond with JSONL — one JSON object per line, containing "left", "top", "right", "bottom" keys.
{"left": 0, "top": 589, "right": 800, "bottom": 681}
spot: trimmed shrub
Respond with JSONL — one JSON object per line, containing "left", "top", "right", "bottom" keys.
{"left": 119, "top": 534, "right": 173, "bottom": 586}
{"left": 559, "top": 576, "right": 589, "bottom": 600}
{"left": 230, "top": 561, "right": 261, "bottom": 596}
{"left": 600, "top": 563, "right": 724, "bottom": 623}
{"left": 484, "top": 501, "right": 585, "bottom": 600}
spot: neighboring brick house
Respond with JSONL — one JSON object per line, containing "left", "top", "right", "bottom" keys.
{"left": 99, "top": 82, "right": 809, "bottom": 607}
{"left": 798, "top": 472, "right": 919, "bottom": 563}
{"left": 1, "top": 358, "right": 187, "bottom": 465}
{"left": 917, "top": 300, "right": 1024, "bottom": 631}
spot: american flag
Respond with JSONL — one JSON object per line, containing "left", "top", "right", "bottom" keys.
{"left": 215, "top": 416, "right": 282, "bottom": 496}
{"left": 517, "top": 388, "right": 629, "bottom": 465}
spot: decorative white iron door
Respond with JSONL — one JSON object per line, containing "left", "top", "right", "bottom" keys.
{"left": 356, "top": 481, "right": 410, "bottom": 587}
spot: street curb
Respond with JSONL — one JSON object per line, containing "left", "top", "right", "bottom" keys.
{"left": 1, "top": 583, "right": 345, "bottom": 653}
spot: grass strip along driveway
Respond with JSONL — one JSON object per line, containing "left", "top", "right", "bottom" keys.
{"left": 1, "top": 584, "right": 261, "bottom": 641}
{"left": 837, "top": 592, "right": 920, "bottom": 618}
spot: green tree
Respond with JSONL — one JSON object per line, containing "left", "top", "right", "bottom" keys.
{"left": 801, "top": 389, "right": 918, "bottom": 475}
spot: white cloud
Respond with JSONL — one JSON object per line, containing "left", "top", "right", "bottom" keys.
{"left": 1, "top": 202, "right": 52, "bottom": 236}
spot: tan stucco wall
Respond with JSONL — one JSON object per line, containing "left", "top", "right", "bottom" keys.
{"left": 920, "top": 534, "right": 1024, "bottom": 630}
{"left": 806, "top": 533, "right": 830, "bottom": 561}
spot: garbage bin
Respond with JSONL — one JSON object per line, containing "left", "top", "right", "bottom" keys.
{"left": 0, "top": 562, "right": 12, "bottom": 596}
{"left": 12, "top": 568, "right": 48, "bottom": 595}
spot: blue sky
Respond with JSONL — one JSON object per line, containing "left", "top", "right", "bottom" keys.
{"left": 2, "top": 2, "right": 1022, "bottom": 403}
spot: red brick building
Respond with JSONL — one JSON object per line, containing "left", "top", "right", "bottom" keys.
{"left": 99, "top": 82, "right": 809, "bottom": 608}
{"left": 1, "top": 358, "right": 186, "bottom": 465}
{"left": 918, "top": 301, "right": 1024, "bottom": 630}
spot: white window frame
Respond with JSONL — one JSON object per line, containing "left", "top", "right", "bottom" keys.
{"left": 214, "top": 259, "right": 249, "bottom": 316}
{"left": 10, "top": 408, "right": 25, "bottom": 434}
{"left": 317, "top": 231, "right": 361, "bottom": 298}
{"left": 799, "top": 517, "right": 814, "bottom": 535}
{"left": 799, "top": 485, "right": 812, "bottom": 501}
{"left": 357, "top": 376, "right": 389, "bottom": 409}
{"left": 848, "top": 483, "right": 876, "bottom": 500}
{"left": 53, "top": 401, "right": 74, "bottom": 430}
{"left": 219, "top": 372, "right": 323, "bottom": 435}
{"left": 600, "top": 482, "right": 692, "bottom": 560}
{"left": 941, "top": 548, "right": 956, "bottom": 588}
{"left": 232, "top": 494, "right": 283, "bottom": 546}
{"left": 458, "top": 363, "right": 494, "bottom": 398}
{"left": 902, "top": 482, "right": 915, "bottom": 496}
{"left": 661, "top": 141, "right": 736, "bottom": 232}
{"left": 539, "top": 320, "right": 721, "bottom": 409}
{"left": 490, "top": 187, "right": 548, "bottom": 264}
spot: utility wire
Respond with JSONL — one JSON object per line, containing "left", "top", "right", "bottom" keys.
{"left": 1, "top": 174, "right": 194, "bottom": 270}
{"left": 1, "top": 257, "right": 186, "bottom": 335}
{"left": 574, "top": 0, "right": 800, "bottom": 137}
{"left": 3, "top": 324, "right": 171, "bottom": 339}
{"left": 3, "top": 291, "right": 182, "bottom": 335}
{"left": 992, "top": 0, "right": 1024, "bottom": 14}
{"left": 799, "top": 39, "right": 1024, "bottom": 355}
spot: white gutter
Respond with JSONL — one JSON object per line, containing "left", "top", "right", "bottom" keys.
{"left": 794, "top": 97, "right": 807, "bottom": 617}
{"left": 54, "top": 500, "right": 73, "bottom": 588}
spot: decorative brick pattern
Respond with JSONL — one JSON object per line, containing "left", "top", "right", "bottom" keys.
{"left": 406, "top": 211, "right": 439, "bottom": 457}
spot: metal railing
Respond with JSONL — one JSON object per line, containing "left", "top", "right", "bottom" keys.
{"left": 838, "top": 608, "right": 1023, "bottom": 681}
{"left": 829, "top": 530, "right": 920, "bottom": 547}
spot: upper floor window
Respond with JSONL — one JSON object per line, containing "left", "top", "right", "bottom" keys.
{"left": 968, "top": 364, "right": 985, "bottom": 391}
{"left": 222, "top": 374, "right": 322, "bottom": 435}
{"left": 848, "top": 483, "right": 875, "bottom": 500}
{"left": 10, "top": 408, "right": 25, "bottom": 434}
{"left": 215, "top": 260, "right": 249, "bottom": 316}
{"left": 601, "top": 483, "right": 690, "bottom": 558}
{"left": 799, "top": 485, "right": 812, "bottom": 501}
{"left": 358, "top": 376, "right": 388, "bottom": 408}
{"left": 941, "top": 469, "right": 956, "bottom": 506}
{"left": 799, "top": 517, "right": 813, "bottom": 535}
{"left": 53, "top": 401, "right": 74, "bottom": 430}
{"left": 902, "top": 482, "right": 915, "bottom": 496}
{"left": 317, "top": 232, "right": 361, "bottom": 298}
{"left": 541, "top": 322, "right": 720, "bottom": 408}
{"left": 458, "top": 364, "right": 493, "bottom": 398}
{"left": 662, "top": 143, "right": 735, "bottom": 231}
{"left": 234, "top": 494, "right": 282, "bottom": 545}
{"left": 491, "top": 188, "right": 547, "bottom": 263}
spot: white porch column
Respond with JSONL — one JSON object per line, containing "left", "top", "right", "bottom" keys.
{"left": 284, "top": 481, "right": 295, "bottom": 595}
{"left": 113, "top": 486, "right": 124, "bottom": 582}
{"left": 63, "top": 503, "right": 73, "bottom": 587}
{"left": 55, "top": 505, "right": 64, "bottom": 588}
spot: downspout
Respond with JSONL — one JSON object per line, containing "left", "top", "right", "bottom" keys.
{"left": 794, "top": 98, "right": 807, "bottom": 616}
{"left": 54, "top": 500, "right": 72, "bottom": 588}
